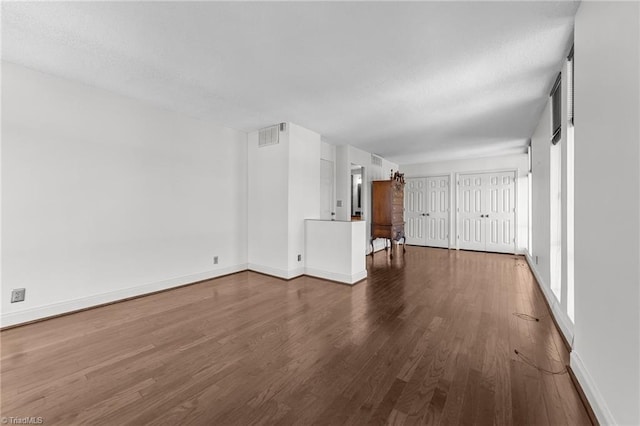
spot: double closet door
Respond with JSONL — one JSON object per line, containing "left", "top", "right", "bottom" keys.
{"left": 405, "top": 176, "right": 450, "bottom": 248}
{"left": 458, "top": 171, "right": 516, "bottom": 253}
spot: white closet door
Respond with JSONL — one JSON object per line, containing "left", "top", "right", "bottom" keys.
{"left": 404, "top": 178, "right": 427, "bottom": 245}
{"left": 485, "top": 172, "right": 516, "bottom": 253}
{"left": 458, "top": 174, "right": 486, "bottom": 251}
{"left": 425, "top": 176, "right": 450, "bottom": 248}
{"left": 457, "top": 171, "right": 516, "bottom": 253}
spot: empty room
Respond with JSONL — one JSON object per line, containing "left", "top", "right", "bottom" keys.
{"left": 1, "top": 1, "right": 638, "bottom": 425}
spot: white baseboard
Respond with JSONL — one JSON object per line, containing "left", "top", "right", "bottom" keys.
{"left": 570, "top": 351, "right": 617, "bottom": 425}
{"left": 247, "top": 263, "right": 304, "bottom": 280}
{"left": 524, "top": 253, "right": 574, "bottom": 345}
{"left": 525, "top": 255, "right": 618, "bottom": 425}
{"left": 1, "top": 263, "right": 248, "bottom": 328}
{"left": 305, "top": 267, "right": 367, "bottom": 285}
{"left": 2, "top": 260, "right": 359, "bottom": 328}
{"left": 286, "top": 267, "right": 305, "bottom": 280}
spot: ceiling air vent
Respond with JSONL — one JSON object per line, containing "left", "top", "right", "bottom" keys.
{"left": 371, "top": 154, "right": 382, "bottom": 167}
{"left": 258, "top": 125, "right": 280, "bottom": 147}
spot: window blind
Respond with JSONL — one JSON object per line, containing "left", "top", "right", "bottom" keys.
{"left": 567, "top": 47, "right": 574, "bottom": 126}
{"left": 551, "top": 73, "right": 562, "bottom": 145}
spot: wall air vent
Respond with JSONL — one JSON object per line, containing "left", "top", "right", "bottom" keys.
{"left": 371, "top": 154, "right": 382, "bottom": 167}
{"left": 258, "top": 125, "right": 280, "bottom": 147}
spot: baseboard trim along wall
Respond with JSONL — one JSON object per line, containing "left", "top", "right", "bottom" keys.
{"left": 570, "top": 351, "right": 617, "bottom": 425}
{"left": 2, "top": 262, "right": 353, "bottom": 328}
{"left": 304, "top": 267, "right": 367, "bottom": 285}
{"left": 0, "top": 263, "right": 249, "bottom": 329}
{"left": 247, "top": 263, "right": 304, "bottom": 280}
{"left": 524, "top": 253, "right": 615, "bottom": 426}
{"left": 524, "top": 253, "right": 574, "bottom": 345}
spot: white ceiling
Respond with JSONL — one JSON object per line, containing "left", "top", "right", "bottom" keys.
{"left": 1, "top": 1, "right": 578, "bottom": 165}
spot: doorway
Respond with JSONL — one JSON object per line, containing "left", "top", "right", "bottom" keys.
{"left": 350, "top": 164, "right": 364, "bottom": 221}
{"left": 320, "top": 159, "right": 335, "bottom": 220}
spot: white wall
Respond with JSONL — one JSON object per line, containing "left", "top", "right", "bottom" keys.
{"left": 305, "top": 220, "right": 366, "bottom": 284}
{"left": 335, "top": 145, "right": 397, "bottom": 253}
{"left": 247, "top": 122, "right": 321, "bottom": 279}
{"left": 530, "top": 102, "right": 552, "bottom": 299}
{"left": 320, "top": 140, "right": 336, "bottom": 163}
{"left": 247, "top": 127, "right": 290, "bottom": 277}
{"left": 529, "top": 90, "right": 575, "bottom": 345}
{"left": 1, "top": 62, "right": 248, "bottom": 327}
{"left": 401, "top": 153, "right": 529, "bottom": 252}
{"left": 571, "top": 2, "right": 640, "bottom": 425}
{"left": 288, "top": 123, "right": 321, "bottom": 273}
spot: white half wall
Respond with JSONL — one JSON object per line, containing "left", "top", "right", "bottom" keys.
{"left": 1, "top": 62, "right": 248, "bottom": 327}
{"left": 572, "top": 2, "right": 640, "bottom": 425}
{"left": 305, "top": 219, "right": 366, "bottom": 284}
{"left": 400, "top": 153, "right": 529, "bottom": 253}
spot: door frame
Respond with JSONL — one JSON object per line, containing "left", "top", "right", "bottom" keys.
{"left": 455, "top": 168, "right": 519, "bottom": 254}
{"left": 405, "top": 174, "right": 452, "bottom": 249}
{"left": 320, "top": 159, "right": 335, "bottom": 220}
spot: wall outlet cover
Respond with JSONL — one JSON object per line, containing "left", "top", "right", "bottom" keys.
{"left": 214, "top": 256, "right": 219, "bottom": 264}
{"left": 11, "top": 288, "right": 26, "bottom": 303}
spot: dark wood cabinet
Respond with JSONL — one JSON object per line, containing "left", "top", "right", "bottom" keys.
{"left": 371, "top": 179, "right": 405, "bottom": 254}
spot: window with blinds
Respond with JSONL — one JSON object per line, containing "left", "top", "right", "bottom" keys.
{"left": 567, "top": 47, "right": 574, "bottom": 126}
{"left": 551, "top": 73, "right": 562, "bottom": 145}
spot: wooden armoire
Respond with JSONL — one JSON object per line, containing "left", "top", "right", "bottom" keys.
{"left": 371, "top": 179, "right": 406, "bottom": 254}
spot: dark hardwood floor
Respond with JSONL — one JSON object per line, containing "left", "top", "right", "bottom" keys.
{"left": 1, "top": 247, "right": 591, "bottom": 425}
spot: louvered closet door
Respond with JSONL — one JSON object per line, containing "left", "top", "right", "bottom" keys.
{"left": 404, "top": 178, "right": 427, "bottom": 245}
{"left": 425, "top": 176, "right": 450, "bottom": 248}
{"left": 457, "top": 171, "right": 516, "bottom": 253}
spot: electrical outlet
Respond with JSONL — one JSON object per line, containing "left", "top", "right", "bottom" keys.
{"left": 297, "top": 254, "right": 302, "bottom": 262}
{"left": 337, "top": 200, "right": 343, "bottom": 207}
{"left": 535, "top": 256, "right": 539, "bottom": 264}
{"left": 11, "top": 288, "right": 26, "bottom": 303}
{"left": 213, "top": 256, "right": 219, "bottom": 265}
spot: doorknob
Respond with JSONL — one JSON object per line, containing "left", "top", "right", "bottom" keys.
{"left": 481, "top": 214, "right": 484, "bottom": 218}
{"left": 426, "top": 213, "right": 430, "bottom": 216}
{"left": 486, "top": 214, "right": 489, "bottom": 218}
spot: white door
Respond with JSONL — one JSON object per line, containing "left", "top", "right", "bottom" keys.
{"left": 404, "top": 176, "right": 450, "bottom": 247}
{"left": 485, "top": 172, "right": 516, "bottom": 253}
{"left": 425, "top": 176, "right": 450, "bottom": 248}
{"left": 458, "top": 171, "right": 516, "bottom": 253}
{"left": 458, "top": 174, "right": 486, "bottom": 251}
{"left": 320, "top": 159, "right": 334, "bottom": 220}
{"left": 404, "top": 178, "right": 427, "bottom": 245}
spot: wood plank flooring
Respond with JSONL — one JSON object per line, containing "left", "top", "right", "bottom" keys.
{"left": 0, "top": 247, "right": 591, "bottom": 425}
